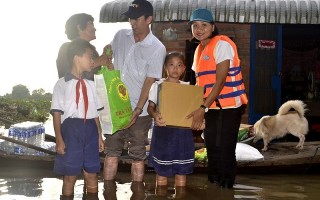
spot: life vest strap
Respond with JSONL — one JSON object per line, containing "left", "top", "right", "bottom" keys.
{"left": 196, "top": 66, "right": 241, "bottom": 77}
{"left": 218, "top": 90, "right": 246, "bottom": 99}
{"left": 203, "top": 79, "right": 243, "bottom": 90}
{"left": 224, "top": 79, "right": 243, "bottom": 87}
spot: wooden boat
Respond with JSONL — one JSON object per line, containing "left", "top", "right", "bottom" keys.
{"left": 116, "top": 141, "right": 320, "bottom": 174}
{"left": 1, "top": 133, "right": 320, "bottom": 174}
{"left": 193, "top": 141, "right": 320, "bottom": 174}
{"left": 238, "top": 141, "right": 320, "bottom": 174}
{"left": 0, "top": 134, "right": 55, "bottom": 169}
{"left": 0, "top": 150, "right": 54, "bottom": 168}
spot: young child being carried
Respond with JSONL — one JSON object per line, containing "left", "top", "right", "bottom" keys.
{"left": 50, "top": 39, "right": 104, "bottom": 199}
{"left": 147, "top": 52, "right": 195, "bottom": 196}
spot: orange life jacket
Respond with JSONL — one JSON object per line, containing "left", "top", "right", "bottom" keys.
{"left": 193, "top": 35, "right": 248, "bottom": 109}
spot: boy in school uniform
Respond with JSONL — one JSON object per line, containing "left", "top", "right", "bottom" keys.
{"left": 50, "top": 38, "right": 104, "bottom": 199}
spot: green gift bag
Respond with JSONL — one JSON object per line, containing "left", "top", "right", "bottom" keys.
{"left": 95, "top": 67, "right": 132, "bottom": 135}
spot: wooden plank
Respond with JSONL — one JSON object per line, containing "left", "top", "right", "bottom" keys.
{"left": 45, "top": 134, "right": 56, "bottom": 143}
{"left": 0, "top": 135, "right": 55, "bottom": 155}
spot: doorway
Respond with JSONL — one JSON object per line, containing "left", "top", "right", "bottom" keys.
{"left": 282, "top": 24, "right": 320, "bottom": 134}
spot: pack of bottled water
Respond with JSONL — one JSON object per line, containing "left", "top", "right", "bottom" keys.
{"left": 0, "top": 121, "right": 47, "bottom": 155}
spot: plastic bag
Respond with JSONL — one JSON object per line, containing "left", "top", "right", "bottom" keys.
{"left": 95, "top": 67, "right": 132, "bottom": 135}
{"left": 236, "top": 143, "right": 264, "bottom": 161}
{"left": 195, "top": 147, "right": 207, "bottom": 162}
{"left": 238, "top": 127, "right": 249, "bottom": 142}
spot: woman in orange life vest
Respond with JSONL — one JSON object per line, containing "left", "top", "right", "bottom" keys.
{"left": 187, "top": 8, "right": 248, "bottom": 189}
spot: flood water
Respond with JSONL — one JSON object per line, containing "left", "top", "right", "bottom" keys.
{"left": 0, "top": 168, "right": 320, "bottom": 200}
{"left": 1, "top": 120, "right": 320, "bottom": 199}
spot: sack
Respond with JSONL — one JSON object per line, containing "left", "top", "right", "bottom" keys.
{"left": 195, "top": 143, "right": 263, "bottom": 163}
{"left": 236, "top": 143, "right": 264, "bottom": 161}
{"left": 95, "top": 67, "right": 132, "bottom": 135}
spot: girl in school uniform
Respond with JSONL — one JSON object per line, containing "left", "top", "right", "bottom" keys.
{"left": 148, "top": 52, "right": 199, "bottom": 196}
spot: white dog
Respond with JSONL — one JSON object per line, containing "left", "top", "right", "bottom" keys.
{"left": 253, "top": 100, "right": 309, "bottom": 151}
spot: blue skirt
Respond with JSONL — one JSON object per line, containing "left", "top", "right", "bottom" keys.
{"left": 148, "top": 126, "right": 195, "bottom": 177}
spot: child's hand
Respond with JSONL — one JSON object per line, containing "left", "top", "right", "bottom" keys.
{"left": 55, "top": 138, "right": 66, "bottom": 155}
{"left": 98, "top": 135, "right": 104, "bottom": 152}
{"left": 155, "top": 113, "right": 166, "bottom": 126}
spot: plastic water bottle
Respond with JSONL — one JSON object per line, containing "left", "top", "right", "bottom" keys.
{"left": 0, "top": 126, "right": 8, "bottom": 152}
{"left": 40, "top": 124, "right": 45, "bottom": 146}
{"left": 12, "top": 127, "right": 18, "bottom": 153}
{"left": 35, "top": 124, "right": 42, "bottom": 146}
{"left": 24, "top": 128, "right": 29, "bottom": 155}
{"left": 7, "top": 121, "right": 48, "bottom": 155}
{"left": 14, "top": 128, "right": 23, "bottom": 154}
{"left": 28, "top": 128, "right": 36, "bottom": 155}
{"left": 24, "top": 127, "right": 33, "bottom": 155}
{"left": 33, "top": 124, "right": 37, "bottom": 146}
{"left": 30, "top": 126, "right": 34, "bottom": 146}
{"left": 20, "top": 127, "right": 28, "bottom": 154}
{"left": 8, "top": 127, "right": 14, "bottom": 152}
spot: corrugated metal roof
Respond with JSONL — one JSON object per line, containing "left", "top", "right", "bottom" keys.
{"left": 100, "top": 0, "right": 320, "bottom": 24}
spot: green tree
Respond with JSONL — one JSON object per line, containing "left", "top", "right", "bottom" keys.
{"left": 0, "top": 97, "right": 51, "bottom": 126}
{"left": 11, "top": 84, "right": 30, "bottom": 99}
{"left": 31, "top": 88, "right": 45, "bottom": 100}
{"left": 43, "top": 92, "right": 52, "bottom": 101}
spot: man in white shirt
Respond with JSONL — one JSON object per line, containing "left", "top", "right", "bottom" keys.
{"left": 103, "top": 0, "right": 166, "bottom": 183}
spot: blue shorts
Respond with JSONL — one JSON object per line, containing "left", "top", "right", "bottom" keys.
{"left": 53, "top": 118, "right": 100, "bottom": 176}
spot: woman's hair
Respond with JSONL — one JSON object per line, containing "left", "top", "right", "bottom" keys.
{"left": 163, "top": 51, "right": 186, "bottom": 80}
{"left": 209, "top": 22, "right": 219, "bottom": 38}
{"left": 65, "top": 13, "right": 94, "bottom": 40}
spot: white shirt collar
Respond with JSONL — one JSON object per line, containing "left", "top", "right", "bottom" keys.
{"left": 125, "top": 29, "right": 153, "bottom": 47}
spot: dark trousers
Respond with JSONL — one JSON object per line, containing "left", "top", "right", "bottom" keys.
{"left": 204, "top": 106, "right": 244, "bottom": 182}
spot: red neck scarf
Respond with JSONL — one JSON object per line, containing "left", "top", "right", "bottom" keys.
{"left": 76, "top": 79, "right": 88, "bottom": 123}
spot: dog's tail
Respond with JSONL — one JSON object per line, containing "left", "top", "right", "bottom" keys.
{"left": 278, "top": 100, "right": 307, "bottom": 117}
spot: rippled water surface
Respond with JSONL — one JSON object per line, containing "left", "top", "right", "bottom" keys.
{"left": 0, "top": 169, "right": 320, "bottom": 200}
